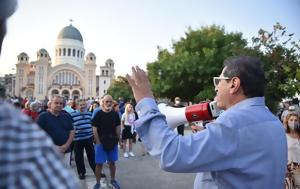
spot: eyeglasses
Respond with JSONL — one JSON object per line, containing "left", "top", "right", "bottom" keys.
{"left": 213, "top": 76, "right": 231, "bottom": 87}
{"left": 104, "top": 100, "right": 112, "bottom": 103}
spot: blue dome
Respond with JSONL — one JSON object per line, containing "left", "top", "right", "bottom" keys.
{"left": 57, "top": 24, "right": 83, "bottom": 42}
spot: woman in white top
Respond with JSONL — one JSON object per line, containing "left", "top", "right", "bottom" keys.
{"left": 284, "top": 113, "right": 300, "bottom": 188}
{"left": 284, "top": 113, "right": 300, "bottom": 164}
{"left": 121, "top": 103, "right": 136, "bottom": 158}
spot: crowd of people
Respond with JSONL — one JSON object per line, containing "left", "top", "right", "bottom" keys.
{"left": 4, "top": 94, "right": 147, "bottom": 189}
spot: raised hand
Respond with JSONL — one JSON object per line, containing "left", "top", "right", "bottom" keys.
{"left": 126, "top": 66, "right": 154, "bottom": 103}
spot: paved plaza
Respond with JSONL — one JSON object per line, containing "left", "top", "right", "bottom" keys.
{"left": 75, "top": 130, "right": 195, "bottom": 189}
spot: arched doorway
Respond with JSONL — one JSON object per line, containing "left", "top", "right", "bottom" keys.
{"left": 62, "top": 90, "right": 70, "bottom": 100}
{"left": 72, "top": 90, "right": 80, "bottom": 100}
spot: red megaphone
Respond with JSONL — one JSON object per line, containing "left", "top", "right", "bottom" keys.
{"left": 158, "top": 101, "right": 221, "bottom": 129}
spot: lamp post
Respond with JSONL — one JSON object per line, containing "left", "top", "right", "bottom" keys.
{"left": 158, "top": 69, "right": 162, "bottom": 98}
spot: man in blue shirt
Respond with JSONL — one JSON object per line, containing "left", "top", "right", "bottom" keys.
{"left": 126, "top": 56, "right": 287, "bottom": 189}
{"left": 92, "top": 98, "right": 102, "bottom": 119}
{"left": 37, "top": 95, "right": 75, "bottom": 166}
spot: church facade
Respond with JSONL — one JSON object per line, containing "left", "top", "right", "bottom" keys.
{"left": 15, "top": 24, "right": 115, "bottom": 100}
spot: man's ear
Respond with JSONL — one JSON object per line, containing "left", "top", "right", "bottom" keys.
{"left": 229, "top": 77, "right": 241, "bottom": 94}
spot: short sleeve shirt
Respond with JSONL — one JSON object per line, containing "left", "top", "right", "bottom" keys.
{"left": 37, "top": 111, "right": 74, "bottom": 148}
{"left": 92, "top": 110, "right": 120, "bottom": 138}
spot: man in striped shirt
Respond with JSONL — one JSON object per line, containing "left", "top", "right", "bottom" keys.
{"left": 71, "top": 99, "right": 96, "bottom": 180}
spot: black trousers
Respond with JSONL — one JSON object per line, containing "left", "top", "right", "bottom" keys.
{"left": 74, "top": 137, "right": 96, "bottom": 175}
{"left": 177, "top": 125, "right": 184, "bottom": 136}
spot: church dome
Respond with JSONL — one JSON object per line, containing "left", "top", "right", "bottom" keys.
{"left": 57, "top": 24, "right": 83, "bottom": 42}
{"left": 17, "top": 52, "right": 29, "bottom": 63}
{"left": 37, "top": 48, "right": 48, "bottom": 54}
{"left": 19, "top": 52, "right": 28, "bottom": 57}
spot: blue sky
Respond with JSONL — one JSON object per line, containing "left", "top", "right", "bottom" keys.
{"left": 1, "top": 0, "right": 299, "bottom": 76}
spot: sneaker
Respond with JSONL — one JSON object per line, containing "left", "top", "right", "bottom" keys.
{"left": 123, "top": 152, "right": 129, "bottom": 158}
{"left": 129, "top": 151, "right": 135, "bottom": 157}
{"left": 93, "top": 183, "right": 101, "bottom": 189}
{"left": 78, "top": 173, "right": 85, "bottom": 180}
{"left": 110, "top": 180, "right": 121, "bottom": 189}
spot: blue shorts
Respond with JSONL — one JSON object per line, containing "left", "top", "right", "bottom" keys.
{"left": 94, "top": 144, "right": 118, "bottom": 164}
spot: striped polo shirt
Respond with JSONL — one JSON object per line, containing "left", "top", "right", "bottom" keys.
{"left": 70, "top": 110, "right": 93, "bottom": 141}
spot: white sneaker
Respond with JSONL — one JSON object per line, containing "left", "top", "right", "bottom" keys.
{"left": 129, "top": 152, "right": 135, "bottom": 157}
{"left": 123, "top": 152, "right": 129, "bottom": 158}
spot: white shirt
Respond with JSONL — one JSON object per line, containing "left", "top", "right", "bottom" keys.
{"left": 286, "top": 134, "right": 300, "bottom": 164}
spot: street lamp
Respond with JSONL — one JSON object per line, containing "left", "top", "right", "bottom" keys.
{"left": 158, "top": 69, "right": 162, "bottom": 98}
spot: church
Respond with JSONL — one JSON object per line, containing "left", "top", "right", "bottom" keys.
{"left": 14, "top": 24, "right": 115, "bottom": 100}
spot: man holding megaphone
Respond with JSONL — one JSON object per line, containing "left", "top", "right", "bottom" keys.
{"left": 126, "top": 56, "right": 287, "bottom": 189}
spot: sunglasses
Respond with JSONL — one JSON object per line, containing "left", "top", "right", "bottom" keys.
{"left": 213, "top": 76, "right": 231, "bottom": 87}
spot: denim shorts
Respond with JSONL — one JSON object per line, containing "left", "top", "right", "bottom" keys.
{"left": 94, "top": 144, "right": 118, "bottom": 164}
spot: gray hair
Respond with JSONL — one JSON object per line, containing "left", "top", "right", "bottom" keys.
{"left": 30, "top": 101, "right": 41, "bottom": 112}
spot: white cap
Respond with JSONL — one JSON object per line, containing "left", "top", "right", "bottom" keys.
{"left": 0, "top": 0, "right": 17, "bottom": 20}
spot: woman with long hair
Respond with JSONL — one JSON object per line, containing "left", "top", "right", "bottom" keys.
{"left": 284, "top": 113, "right": 300, "bottom": 188}
{"left": 121, "top": 103, "right": 136, "bottom": 158}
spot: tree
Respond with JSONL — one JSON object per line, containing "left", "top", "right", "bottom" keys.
{"left": 107, "top": 76, "right": 134, "bottom": 102}
{"left": 251, "top": 22, "right": 300, "bottom": 112}
{"left": 147, "top": 25, "right": 248, "bottom": 102}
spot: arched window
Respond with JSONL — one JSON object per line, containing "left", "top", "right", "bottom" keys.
{"left": 68, "top": 48, "right": 71, "bottom": 56}
{"left": 81, "top": 51, "right": 83, "bottom": 58}
{"left": 63, "top": 48, "right": 66, "bottom": 56}
{"left": 77, "top": 50, "right": 80, "bottom": 57}
{"left": 59, "top": 48, "right": 61, "bottom": 56}
{"left": 40, "top": 53, "right": 43, "bottom": 57}
{"left": 106, "top": 70, "right": 109, "bottom": 76}
{"left": 73, "top": 49, "right": 76, "bottom": 57}
{"left": 51, "top": 89, "right": 59, "bottom": 95}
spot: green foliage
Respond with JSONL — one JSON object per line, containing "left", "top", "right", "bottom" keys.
{"left": 147, "top": 25, "right": 248, "bottom": 102}
{"left": 251, "top": 22, "right": 300, "bottom": 112}
{"left": 107, "top": 76, "right": 134, "bottom": 101}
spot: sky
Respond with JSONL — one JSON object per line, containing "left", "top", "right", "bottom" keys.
{"left": 0, "top": 0, "right": 299, "bottom": 77}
